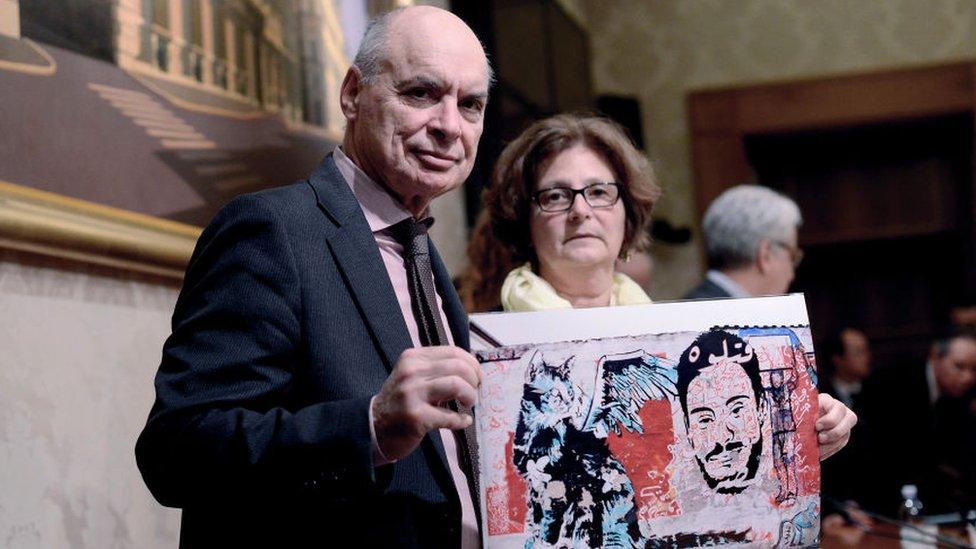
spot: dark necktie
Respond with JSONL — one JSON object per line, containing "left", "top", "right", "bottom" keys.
{"left": 392, "top": 217, "right": 481, "bottom": 523}
{"left": 394, "top": 218, "right": 449, "bottom": 347}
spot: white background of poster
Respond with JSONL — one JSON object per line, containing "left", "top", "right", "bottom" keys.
{"left": 470, "top": 294, "right": 811, "bottom": 349}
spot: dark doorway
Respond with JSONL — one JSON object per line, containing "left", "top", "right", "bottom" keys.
{"left": 745, "top": 114, "right": 974, "bottom": 372}
{"left": 453, "top": 0, "right": 594, "bottom": 227}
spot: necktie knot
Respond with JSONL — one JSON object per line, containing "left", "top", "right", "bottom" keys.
{"left": 393, "top": 217, "right": 431, "bottom": 259}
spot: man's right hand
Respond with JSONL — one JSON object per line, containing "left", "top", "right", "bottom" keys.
{"left": 372, "top": 346, "right": 482, "bottom": 461}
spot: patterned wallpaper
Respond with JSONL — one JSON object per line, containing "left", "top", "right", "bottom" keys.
{"left": 0, "top": 253, "right": 181, "bottom": 547}
{"left": 583, "top": 0, "right": 976, "bottom": 299}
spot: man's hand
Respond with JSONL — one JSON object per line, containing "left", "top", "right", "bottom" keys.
{"left": 817, "top": 393, "right": 857, "bottom": 461}
{"left": 372, "top": 346, "right": 482, "bottom": 461}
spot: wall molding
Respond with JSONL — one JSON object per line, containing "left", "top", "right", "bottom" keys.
{"left": 0, "top": 180, "right": 200, "bottom": 279}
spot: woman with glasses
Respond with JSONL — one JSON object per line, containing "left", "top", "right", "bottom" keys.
{"left": 460, "top": 113, "right": 658, "bottom": 312}
{"left": 458, "top": 113, "right": 855, "bottom": 464}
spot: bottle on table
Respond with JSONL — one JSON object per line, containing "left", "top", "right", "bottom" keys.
{"left": 898, "top": 484, "right": 936, "bottom": 549}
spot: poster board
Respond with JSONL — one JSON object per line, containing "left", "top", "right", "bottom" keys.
{"left": 470, "top": 295, "right": 821, "bottom": 548}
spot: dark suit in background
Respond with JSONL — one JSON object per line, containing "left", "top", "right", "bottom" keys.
{"left": 136, "top": 156, "right": 468, "bottom": 548}
{"left": 858, "top": 363, "right": 972, "bottom": 515}
{"left": 682, "top": 277, "right": 732, "bottom": 300}
{"left": 818, "top": 376, "right": 869, "bottom": 512}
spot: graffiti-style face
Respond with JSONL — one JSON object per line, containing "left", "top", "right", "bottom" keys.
{"left": 686, "top": 360, "right": 763, "bottom": 493}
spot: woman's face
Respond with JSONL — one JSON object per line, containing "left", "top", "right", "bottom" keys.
{"left": 530, "top": 144, "right": 627, "bottom": 275}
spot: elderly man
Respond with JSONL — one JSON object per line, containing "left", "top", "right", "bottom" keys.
{"left": 684, "top": 184, "right": 803, "bottom": 300}
{"left": 136, "top": 7, "right": 489, "bottom": 548}
{"left": 683, "top": 185, "right": 856, "bottom": 464}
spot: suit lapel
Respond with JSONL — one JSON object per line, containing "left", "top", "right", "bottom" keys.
{"left": 308, "top": 154, "right": 454, "bottom": 482}
{"left": 308, "top": 155, "right": 412, "bottom": 371}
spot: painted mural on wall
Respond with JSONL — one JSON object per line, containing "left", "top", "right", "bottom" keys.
{"left": 0, "top": 0, "right": 389, "bottom": 226}
{"left": 475, "top": 326, "right": 821, "bottom": 548}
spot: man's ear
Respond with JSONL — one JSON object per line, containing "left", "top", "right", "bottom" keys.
{"left": 339, "top": 66, "right": 363, "bottom": 122}
{"left": 756, "top": 239, "right": 775, "bottom": 274}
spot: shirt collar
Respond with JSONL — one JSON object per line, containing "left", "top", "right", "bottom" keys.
{"left": 333, "top": 146, "right": 429, "bottom": 232}
{"left": 831, "top": 376, "right": 862, "bottom": 398}
{"left": 706, "top": 270, "right": 753, "bottom": 298}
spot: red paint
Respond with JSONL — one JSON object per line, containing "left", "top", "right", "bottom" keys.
{"left": 606, "top": 399, "right": 681, "bottom": 519}
{"left": 487, "top": 432, "right": 528, "bottom": 535}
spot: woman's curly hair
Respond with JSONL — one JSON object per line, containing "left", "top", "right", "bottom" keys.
{"left": 459, "top": 113, "right": 660, "bottom": 312}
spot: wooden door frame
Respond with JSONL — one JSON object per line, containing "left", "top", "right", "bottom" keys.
{"left": 687, "top": 61, "right": 976, "bottom": 298}
{"left": 687, "top": 61, "right": 976, "bottom": 217}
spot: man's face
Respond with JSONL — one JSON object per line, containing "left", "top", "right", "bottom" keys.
{"left": 837, "top": 329, "right": 871, "bottom": 381}
{"left": 933, "top": 337, "right": 976, "bottom": 398}
{"left": 764, "top": 227, "right": 800, "bottom": 295}
{"left": 686, "top": 360, "right": 763, "bottom": 493}
{"left": 341, "top": 9, "right": 489, "bottom": 215}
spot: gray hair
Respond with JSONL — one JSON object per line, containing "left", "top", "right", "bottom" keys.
{"left": 352, "top": 8, "right": 494, "bottom": 86}
{"left": 702, "top": 185, "right": 802, "bottom": 270}
{"left": 352, "top": 8, "right": 402, "bottom": 86}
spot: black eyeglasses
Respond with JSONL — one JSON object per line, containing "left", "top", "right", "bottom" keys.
{"left": 532, "top": 182, "right": 621, "bottom": 212}
{"left": 772, "top": 240, "right": 804, "bottom": 269}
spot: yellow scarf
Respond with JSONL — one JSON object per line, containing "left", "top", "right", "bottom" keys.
{"left": 500, "top": 263, "right": 651, "bottom": 312}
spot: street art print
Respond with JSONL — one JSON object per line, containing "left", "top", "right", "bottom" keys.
{"left": 474, "top": 325, "right": 820, "bottom": 548}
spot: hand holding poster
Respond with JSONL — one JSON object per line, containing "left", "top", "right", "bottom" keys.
{"left": 471, "top": 295, "right": 821, "bottom": 548}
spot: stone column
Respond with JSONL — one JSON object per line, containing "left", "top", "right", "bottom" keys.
{"left": 0, "top": 0, "right": 20, "bottom": 38}
{"left": 199, "top": 0, "right": 213, "bottom": 84}
{"left": 167, "top": 0, "right": 184, "bottom": 74}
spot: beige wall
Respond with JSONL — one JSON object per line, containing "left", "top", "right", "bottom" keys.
{"left": 0, "top": 253, "right": 181, "bottom": 547}
{"left": 584, "top": 0, "right": 976, "bottom": 299}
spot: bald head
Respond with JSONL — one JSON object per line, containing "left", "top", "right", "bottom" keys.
{"left": 340, "top": 6, "right": 492, "bottom": 215}
{"left": 354, "top": 6, "right": 492, "bottom": 86}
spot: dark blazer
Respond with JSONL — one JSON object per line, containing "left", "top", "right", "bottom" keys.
{"left": 818, "top": 376, "right": 869, "bottom": 513}
{"left": 136, "top": 154, "right": 470, "bottom": 548}
{"left": 682, "top": 276, "right": 732, "bottom": 300}
{"left": 858, "top": 363, "right": 976, "bottom": 515}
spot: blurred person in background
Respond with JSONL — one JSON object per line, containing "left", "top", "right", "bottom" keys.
{"left": 859, "top": 329, "right": 976, "bottom": 514}
{"left": 683, "top": 185, "right": 803, "bottom": 300}
{"left": 820, "top": 328, "right": 875, "bottom": 534}
{"left": 822, "top": 328, "right": 873, "bottom": 410}
{"left": 459, "top": 113, "right": 855, "bottom": 462}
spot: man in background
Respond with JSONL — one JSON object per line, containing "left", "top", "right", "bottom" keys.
{"left": 860, "top": 330, "right": 976, "bottom": 514}
{"left": 683, "top": 184, "right": 803, "bottom": 300}
{"left": 820, "top": 328, "right": 874, "bottom": 527}
{"left": 822, "top": 328, "right": 872, "bottom": 410}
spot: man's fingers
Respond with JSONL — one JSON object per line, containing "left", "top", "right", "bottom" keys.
{"left": 426, "top": 376, "right": 479, "bottom": 408}
{"left": 427, "top": 404, "right": 474, "bottom": 431}
{"left": 819, "top": 410, "right": 855, "bottom": 460}
{"left": 818, "top": 405, "right": 857, "bottom": 442}
{"left": 816, "top": 394, "right": 844, "bottom": 430}
{"left": 818, "top": 417, "right": 850, "bottom": 443}
{"left": 396, "top": 346, "right": 482, "bottom": 388}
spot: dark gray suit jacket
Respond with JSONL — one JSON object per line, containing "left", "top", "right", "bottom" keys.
{"left": 682, "top": 276, "right": 733, "bottom": 300}
{"left": 136, "top": 154, "right": 469, "bottom": 548}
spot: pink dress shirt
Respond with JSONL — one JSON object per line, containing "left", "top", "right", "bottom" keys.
{"left": 334, "top": 147, "right": 480, "bottom": 548}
